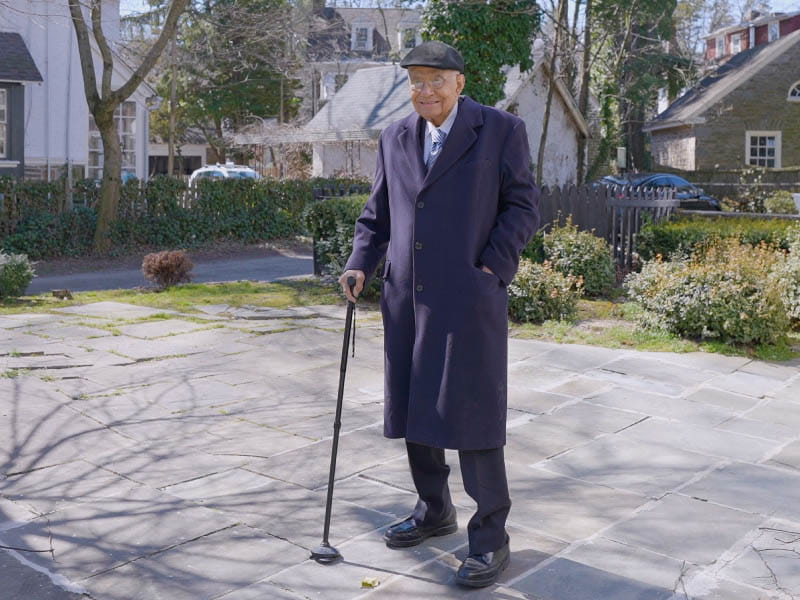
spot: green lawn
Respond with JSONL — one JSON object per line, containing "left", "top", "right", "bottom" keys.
{"left": 3, "top": 283, "right": 798, "bottom": 360}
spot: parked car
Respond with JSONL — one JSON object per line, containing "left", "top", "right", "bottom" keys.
{"left": 597, "top": 173, "right": 721, "bottom": 211}
{"left": 188, "top": 162, "right": 261, "bottom": 187}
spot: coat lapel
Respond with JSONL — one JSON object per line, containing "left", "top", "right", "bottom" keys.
{"left": 397, "top": 112, "right": 427, "bottom": 189}
{"left": 422, "top": 96, "right": 483, "bottom": 191}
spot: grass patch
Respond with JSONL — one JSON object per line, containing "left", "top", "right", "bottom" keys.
{"left": 0, "top": 279, "right": 341, "bottom": 315}
{"left": 511, "top": 299, "right": 800, "bottom": 360}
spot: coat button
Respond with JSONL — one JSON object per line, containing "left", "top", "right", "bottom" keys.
{"left": 416, "top": 201, "right": 424, "bottom": 208}
{"left": 416, "top": 284, "right": 423, "bottom": 292}
{"left": 415, "top": 241, "right": 423, "bottom": 250}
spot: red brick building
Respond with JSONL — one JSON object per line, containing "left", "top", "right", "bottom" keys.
{"left": 705, "top": 10, "right": 800, "bottom": 62}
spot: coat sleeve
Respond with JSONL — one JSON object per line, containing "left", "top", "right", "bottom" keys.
{"left": 344, "top": 135, "right": 390, "bottom": 282}
{"left": 478, "top": 119, "right": 541, "bottom": 285}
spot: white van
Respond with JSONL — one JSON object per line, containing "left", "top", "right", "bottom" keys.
{"left": 188, "top": 161, "right": 260, "bottom": 186}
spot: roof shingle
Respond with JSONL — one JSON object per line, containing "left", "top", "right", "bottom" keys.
{"left": 0, "top": 32, "right": 43, "bottom": 83}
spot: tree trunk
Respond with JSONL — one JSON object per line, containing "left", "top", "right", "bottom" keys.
{"left": 168, "top": 38, "right": 178, "bottom": 176}
{"left": 536, "top": 0, "right": 567, "bottom": 186}
{"left": 576, "top": 0, "right": 592, "bottom": 184}
{"left": 94, "top": 112, "right": 122, "bottom": 252}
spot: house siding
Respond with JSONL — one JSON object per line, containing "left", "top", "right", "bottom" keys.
{"left": 692, "top": 40, "right": 800, "bottom": 169}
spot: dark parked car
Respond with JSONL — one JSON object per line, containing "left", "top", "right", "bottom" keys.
{"left": 597, "top": 173, "right": 721, "bottom": 211}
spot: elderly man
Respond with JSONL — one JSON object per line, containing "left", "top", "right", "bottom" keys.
{"left": 339, "top": 41, "right": 539, "bottom": 587}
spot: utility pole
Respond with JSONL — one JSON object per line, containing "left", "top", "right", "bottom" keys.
{"left": 167, "top": 37, "right": 178, "bottom": 175}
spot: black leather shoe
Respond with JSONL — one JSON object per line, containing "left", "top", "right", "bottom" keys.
{"left": 383, "top": 509, "right": 458, "bottom": 548}
{"left": 455, "top": 537, "right": 510, "bottom": 588}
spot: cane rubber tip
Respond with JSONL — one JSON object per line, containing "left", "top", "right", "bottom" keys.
{"left": 311, "top": 543, "right": 342, "bottom": 564}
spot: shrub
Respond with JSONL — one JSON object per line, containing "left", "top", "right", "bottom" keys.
{"left": 1, "top": 207, "right": 97, "bottom": 259}
{"left": 542, "top": 219, "right": 615, "bottom": 296}
{"left": 770, "top": 224, "right": 800, "bottom": 326}
{"left": 625, "top": 238, "right": 789, "bottom": 345}
{"left": 508, "top": 259, "right": 583, "bottom": 323}
{"left": 0, "top": 252, "right": 35, "bottom": 299}
{"left": 764, "top": 190, "right": 798, "bottom": 215}
{"left": 141, "top": 250, "right": 194, "bottom": 289}
{"left": 637, "top": 215, "right": 797, "bottom": 261}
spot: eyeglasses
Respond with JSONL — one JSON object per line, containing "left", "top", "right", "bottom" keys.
{"left": 408, "top": 75, "right": 451, "bottom": 91}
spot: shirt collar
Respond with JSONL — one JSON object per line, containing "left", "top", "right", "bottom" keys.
{"left": 426, "top": 100, "right": 459, "bottom": 137}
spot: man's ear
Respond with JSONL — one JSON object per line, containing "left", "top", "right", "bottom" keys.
{"left": 457, "top": 73, "right": 466, "bottom": 94}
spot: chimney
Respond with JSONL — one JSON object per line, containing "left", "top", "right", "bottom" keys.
{"left": 747, "top": 10, "right": 762, "bottom": 21}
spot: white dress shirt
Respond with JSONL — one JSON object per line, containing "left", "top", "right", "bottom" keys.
{"left": 423, "top": 101, "right": 459, "bottom": 166}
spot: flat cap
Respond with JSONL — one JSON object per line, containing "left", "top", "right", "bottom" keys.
{"left": 399, "top": 41, "right": 464, "bottom": 73}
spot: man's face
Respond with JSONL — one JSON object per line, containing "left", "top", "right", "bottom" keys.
{"left": 407, "top": 66, "right": 465, "bottom": 127}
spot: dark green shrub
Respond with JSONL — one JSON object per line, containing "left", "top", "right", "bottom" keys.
{"left": 1, "top": 207, "right": 96, "bottom": 259}
{"left": 0, "top": 252, "right": 35, "bottom": 298}
{"left": 521, "top": 232, "right": 545, "bottom": 263}
{"left": 637, "top": 215, "right": 798, "bottom": 261}
{"left": 542, "top": 219, "right": 615, "bottom": 296}
{"left": 508, "top": 259, "right": 583, "bottom": 323}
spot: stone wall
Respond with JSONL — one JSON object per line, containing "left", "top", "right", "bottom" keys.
{"left": 650, "top": 127, "right": 696, "bottom": 171}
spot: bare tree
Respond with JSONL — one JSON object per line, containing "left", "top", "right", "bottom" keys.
{"left": 68, "top": 0, "right": 189, "bottom": 252}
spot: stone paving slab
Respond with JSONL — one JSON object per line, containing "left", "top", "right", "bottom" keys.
{"left": 2, "top": 301, "right": 800, "bottom": 599}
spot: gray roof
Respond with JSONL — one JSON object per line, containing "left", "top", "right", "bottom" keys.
{"left": 646, "top": 28, "right": 800, "bottom": 132}
{"left": 305, "top": 64, "right": 412, "bottom": 135}
{"left": 0, "top": 32, "right": 43, "bottom": 83}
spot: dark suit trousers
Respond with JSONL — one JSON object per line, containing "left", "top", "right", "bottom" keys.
{"left": 406, "top": 440, "right": 511, "bottom": 555}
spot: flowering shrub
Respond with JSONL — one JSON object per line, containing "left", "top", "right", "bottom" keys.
{"left": 770, "top": 224, "right": 800, "bottom": 326}
{"left": 542, "top": 219, "right": 615, "bottom": 296}
{"left": 141, "top": 250, "right": 194, "bottom": 289}
{"left": 508, "top": 259, "right": 583, "bottom": 323}
{"left": 625, "top": 238, "right": 789, "bottom": 344}
{"left": 0, "top": 252, "right": 35, "bottom": 299}
{"left": 764, "top": 190, "right": 798, "bottom": 215}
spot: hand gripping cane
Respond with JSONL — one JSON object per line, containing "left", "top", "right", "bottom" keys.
{"left": 311, "top": 276, "right": 357, "bottom": 564}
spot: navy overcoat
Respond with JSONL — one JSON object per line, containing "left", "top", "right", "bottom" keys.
{"left": 345, "top": 96, "right": 540, "bottom": 450}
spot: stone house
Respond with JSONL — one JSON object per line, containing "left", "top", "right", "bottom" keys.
{"left": 300, "top": 53, "right": 591, "bottom": 185}
{"left": 645, "top": 29, "right": 800, "bottom": 171}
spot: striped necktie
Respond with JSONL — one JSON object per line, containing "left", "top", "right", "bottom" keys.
{"left": 427, "top": 128, "right": 447, "bottom": 170}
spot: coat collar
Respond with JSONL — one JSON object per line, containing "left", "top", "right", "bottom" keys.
{"left": 396, "top": 96, "right": 484, "bottom": 191}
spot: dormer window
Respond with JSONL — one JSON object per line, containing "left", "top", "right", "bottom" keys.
{"left": 731, "top": 33, "right": 742, "bottom": 54}
{"left": 402, "top": 28, "right": 417, "bottom": 49}
{"left": 789, "top": 81, "right": 800, "bottom": 102}
{"left": 769, "top": 21, "right": 779, "bottom": 42}
{"left": 351, "top": 24, "right": 372, "bottom": 51}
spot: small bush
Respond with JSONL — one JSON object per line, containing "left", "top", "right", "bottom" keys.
{"left": 625, "top": 238, "right": 789, "bottom": 345}
{"left": 770, "top": 224, "right": 800, "bottom": 326}
{"left": 141, "top": 250, "right": 194, "bottom": 289}
{"left": 764, "top": 190, "right": 798, "bottom": 215}
{"left": 637, "top": 215, "right": 797, "bottom": 261}
{"left": 508, "top": 259, "right": 583, "bottom": 323}
{"left": 542, "top": 219, "right": 615, "bottom": 296}
{"left": 0, "top": 252, "right": 35, "bottom": 299}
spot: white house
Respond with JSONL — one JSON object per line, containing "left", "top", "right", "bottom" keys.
{"left": 0, "top": 0, "right": 156, "bottom": 182}
{"left": 299, "top": 53, "right": 591, "bottom": 185}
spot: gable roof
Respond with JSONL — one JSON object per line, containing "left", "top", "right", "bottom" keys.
{"left": 0, "top": 31, "right": 43, "bottom": 83}
{"left": 305, "top": 64, "right": 412, "bottom": 136}
{"left": 646, "top": 28, "right": 800, "bottom": 132}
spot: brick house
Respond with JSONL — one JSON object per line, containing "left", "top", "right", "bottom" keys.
{"left": 645, "top": 29, "right": 800, "bottom": 171}
{"left": 705, "top": 9, "right": 800, "bottom": 63}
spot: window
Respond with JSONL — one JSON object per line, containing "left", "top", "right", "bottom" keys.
{"left": 354, "top": 27, "right": 369, "bottom": 49}
{"left": 731, "top": 33, "right": 742, "bottom": 54}
{"left": 746, "top": 131, "right": 781, "bottom": 168}
{"left": 789, "top": 81, "right": 800, "bottom": 102}
{"left": 0, "top": 89, "right": 6, "bottom": 158}
{"left": 402, "top": 28, "right": 416, "bottom": 49}
{"left": 88, "top": 101, "right": 136, "bottom": 180}
{"left": 716, "top": 36, "right": 724, "bottom": 58}
{"left": 769, "top": 21, "right": 779, "bottom": 42}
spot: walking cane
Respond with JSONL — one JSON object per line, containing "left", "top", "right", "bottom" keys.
{"left": 311, "top": 276, "right": 357, "bottom": 564}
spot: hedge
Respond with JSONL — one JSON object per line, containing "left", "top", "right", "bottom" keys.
{"left": 0, "top": 175, "right": 369, "bottom": 259}
{"left": 637, "top": 215, "right": 800, "bottom": 261}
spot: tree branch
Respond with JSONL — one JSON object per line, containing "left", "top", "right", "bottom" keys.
{"left": 67, "top": 0, "right": 101, "bottom": 112}
{"left": 90, "top": 0, "right": 115, "bottom": 99}
{"left": 112, "top": 0, "right": 190, "bottom": 105}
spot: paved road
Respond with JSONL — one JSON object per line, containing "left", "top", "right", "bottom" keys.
{"left": 1, "top": 301, "right": 799, "bottom": 599}
{"left": 25, "top": 252, "right": 313, "bottom": 294}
